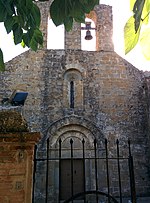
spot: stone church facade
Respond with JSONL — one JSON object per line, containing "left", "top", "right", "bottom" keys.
{"left": 0, "top": 1, "right": 150, "bottom": 202}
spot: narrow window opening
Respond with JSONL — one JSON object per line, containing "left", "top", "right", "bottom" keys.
{"left": 63, "top": 70, "right": 83, "bottom": 108}
{"left": 70, "top": 81, "right": 74, "bottom": 108}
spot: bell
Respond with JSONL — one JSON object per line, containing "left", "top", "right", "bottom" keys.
{"left": 85, "top": 30, "right": 93, "bottom": 40}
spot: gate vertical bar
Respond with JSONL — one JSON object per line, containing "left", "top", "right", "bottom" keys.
{"left": 94, "top": 139, "right": 98, "bottom": 203}
{"left": 128, "top": 140, "right": 136, "bottom": 203}
{"left": 105, "top": 139, "right": 110, "bottom": 203}
{"left": 59, "top": 139, "right": 62, "bottom": 203}
{"left": 32, "top": 144, "right": 37, "bottom": 203}
{"left": 70, "top": 138, "right": 74, "bottom": 203}
{"left": 116, "top": 139, "right": 122, "bottom": 203}
{"left": 45, "top": 138, "right": 49, "bottom": 203}
{"left": 82, "top": 139, "right": 86, "bottom": 203}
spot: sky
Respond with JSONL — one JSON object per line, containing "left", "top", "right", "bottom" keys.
{"left": 0, "top": 0, "right": 150, "bottom": 71}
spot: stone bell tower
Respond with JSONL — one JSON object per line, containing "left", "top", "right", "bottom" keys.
{"left": 65, "top": 5, "right": 114, "bottom": 51}
{"left": 37, "top": 1, "right": 114, "bottom": 51}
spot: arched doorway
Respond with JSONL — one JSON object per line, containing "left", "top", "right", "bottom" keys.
{"left": 46, "top": 116, "right": 102, "bottom": 202}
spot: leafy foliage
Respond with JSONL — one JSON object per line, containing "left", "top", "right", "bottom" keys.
{"left": 124, "top": 16, "right": 141, "bottom": 54}
{"left": 124, "top": 0, "right": 150, "bottom": 59}
{"left": 133, "top": 0, "right": 145, "bottom": 33}
{"left": 50, "top": 0, "right": 99, "bottom": 31}
{"left": 0, "top": 0, "right": 43, "bottom": 71}
{"left": 0, "top": 0, "right": 99, "bottom": 71}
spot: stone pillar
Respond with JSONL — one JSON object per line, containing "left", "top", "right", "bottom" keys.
{"left": 95, "top": 5, "right": 114, "bottom": 51}
{"left": 65, "top": 22, "right": 81, "bottom": 50}
{"left": 0, "top": 110, "right": 41, "bottom": 203}
{"left": 36, "top": 1, "right": 51, "bottom": 49}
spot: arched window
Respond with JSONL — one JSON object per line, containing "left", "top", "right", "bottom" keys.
{"left": 47, "top": 18, "right": 64, "bottom": 49}
{"left": 63, "top": 69, "right": 83, "bottom": 108}
{"left": 81, "top": 18, "right": 96, "bottom": 51}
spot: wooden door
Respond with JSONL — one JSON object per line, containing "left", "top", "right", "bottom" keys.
{"left": 60, "top": 159, "right": 84, "bottom": 200}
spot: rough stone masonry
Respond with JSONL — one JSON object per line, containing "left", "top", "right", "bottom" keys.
{"left": 0, "top": 1, "right": 150, "bottom": 202}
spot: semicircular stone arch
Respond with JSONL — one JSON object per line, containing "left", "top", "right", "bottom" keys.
{"left": 40, "top": 116, "right": 105, "bottom": 202}
{"left": 45, "top": 115, "right": 105, "bottom": 149}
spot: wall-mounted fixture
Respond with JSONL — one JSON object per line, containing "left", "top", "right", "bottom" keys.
{"left": 1, "top": 90, "right": 28, "bottom": 106}
{"left": 10, "top": 91, "right": 28, "bottom": 106}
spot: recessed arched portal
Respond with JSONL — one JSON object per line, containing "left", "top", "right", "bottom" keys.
{"left": 41, "top": 115, "right": 104, "bottom": 202}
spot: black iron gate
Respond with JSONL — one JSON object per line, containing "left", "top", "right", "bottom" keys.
{"left": 32, "top": 138, "right": 136, "bottom": 203}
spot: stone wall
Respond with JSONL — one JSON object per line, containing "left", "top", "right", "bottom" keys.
{"left": 0, "top": 48, "right": 149, "bottom": 197}
{"left": 0, "top": 49, "right": 148, "bottom": 136}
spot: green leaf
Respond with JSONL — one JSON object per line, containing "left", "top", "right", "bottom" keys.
{"left": 0, "top": 1, "right": 7, "bottom": 22}
{"left": 29, "top": 29, "right": 43, "bottom": 51}
{"left": 79, "top": 0, "right": 99, "bottom": 13}
{"left": 21, "top": 40, "right": 26, "bottom": 48}
{"left": 30, "top": 3, "right": 41, "bottom": 27}
{"left": 70, "top": 1, "right": 84, "bottom": 19}
{"left": 22, "top": 28, "right": 34, "bottom": 47}
{"left": 0, "top": 49, "right": 5, "bottom": 71}
{"left": 64, "top": 17, "right": 73, "bottom": 31}
{"left": 22, "top": 28, "right": 43, "bottom": 50}
{"left": 4, "top": 16, "right": 16, "bottom": 34}
{"left": 29, "top": 38, "right": 38, "bottom": 51}
{"left": 13, "top": 24, "right": 23, "bottom": 44}
{"left": 146, "top": 0, "right": 150, "bottom": 11}
{"left": 13, "top": 3, "right": 27, "bottom": 29}
{"left": 139, "top": 27, "right": 150, "bottom": 60}
{"left": 22, "top": 33, "right": 31, "bottom": 47}
{"left": 124, "top": 16, "right": 141, "bottom": 54}
{"left": 32, "top": 28, "right": 43, "bottom": 45}
{"left": 50, "top": 0, "right": 68, "bottom": 26}
{"left": 140, "top": 0, "right": 150, "bottom": 24}
{"left": 74, "top": 14, "right": 85, "bottom": 23}
{"left": 1, "top": 0, "right": 14, "bottom": 16}
{"left": 133, "top": 0, "right": 145, "bottom": 32}
{"left": 26, "top": 0, "right": 33, "bottom": 10}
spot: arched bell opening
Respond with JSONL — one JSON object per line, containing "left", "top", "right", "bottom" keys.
{"left": 81, "top": 18, "right": 96, "bottom": 51}
{"left": 47, "top": 18, "right": 64, "bottom": 49}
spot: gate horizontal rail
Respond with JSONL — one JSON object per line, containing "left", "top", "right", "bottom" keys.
{"left": 35, "top": 157, "right": 129, "bottom": 161}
